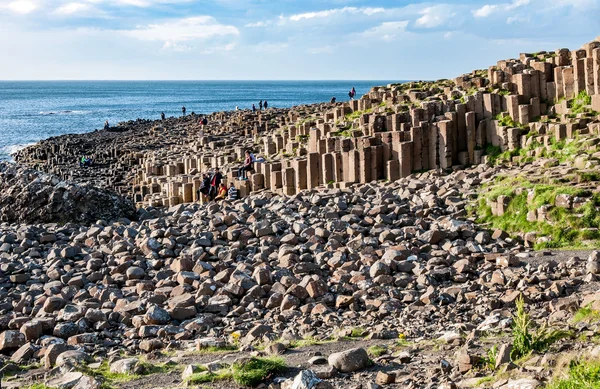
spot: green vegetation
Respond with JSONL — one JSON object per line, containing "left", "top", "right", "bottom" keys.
{"left": 475, "top": 376, "right": 496, "bottom": 386}
{"left": 573, "top": 305, "right": 600, "bottom": 323}
{"left": 345, "top": 108, "right": 373, "bottom": 121}
{"left": 296, "top": 134, "right": 309, "bottom": 143}
{"left": 194, "top": 345, "right": 239, "bottom": 354}
{"left": 367, "top": 345, "right": 388, "bottom": 358}
{"left": 547, "top": 359, "right": 600, "bottom": 389}
{"left": 473, "top": 170, "right": 600, "bottom": 249}
{"left": 331, "top": 128, "right": 362, "bottom": 138}
{"left": 186, "top": 357, "right": 286, "bottom": 387}
{"left": 350, "top": 327, "right": 368, "bottom": 338}
{"left": 494, "top": 113, "right": 526, "bottom": 129}
{"left": 511, "top": 296, "right": 570, "bottom": 360}
{"left": 286, "top": 336, "right": 336, "bottom": 349}
{"left": 22, "top": 385, "right": 53, "bottom": 389}
{"left": 232, "top": 357, "right": 287, "bottom": 387}
{"left": 186, "top": 367, "right": 232, "bottom": 385}
{"left": 570, "top": 91, "right": 592, "bottom": 114}
{"left": 482, "top": 345, "right": 498, "bottom": 370}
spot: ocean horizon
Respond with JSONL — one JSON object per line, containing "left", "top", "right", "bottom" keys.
{"left": 0, "top": 80, "right": 404, "bottom": 160}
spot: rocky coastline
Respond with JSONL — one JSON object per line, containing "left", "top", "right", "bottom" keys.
{"left": 2, "top": 38, "right": 600, "bottom": 389}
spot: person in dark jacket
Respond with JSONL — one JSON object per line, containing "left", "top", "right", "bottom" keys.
{"left": 197, "top": 173, "right": 210, "bottom": 201}
{"left": 264, "top": 100, "right": 268, "bottom": 109}
{"left": 208, "top": 168, "right": 223, "bottom": 200}
{"left": 161, "top": 112, "right": 166, "bottom": 120}
{"left": 182, "top": 106, "right": 186, "bottom": 116}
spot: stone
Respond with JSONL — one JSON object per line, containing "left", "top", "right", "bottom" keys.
{"left": 0, "top": 330, "right": 25, "bottom": 351}
{"left": 46, "top": 371, "right": 84, "bottom": 389}
{"left": 110, "top": 358, "right": 141, "bottom": 375}
{"left": 328, "top": 348, "right": 370, "bottom": 373}
{"left": 375, "top": 371, "right": 396, "bottom": 385}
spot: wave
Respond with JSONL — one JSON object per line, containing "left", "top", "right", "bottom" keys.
{"left": 3, "top": 143, "right": 36, "bottom": 155}
{"left": 39, "top": 110, "right": 90, "bottom": 115}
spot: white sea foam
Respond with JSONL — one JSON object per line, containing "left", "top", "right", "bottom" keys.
{"left": 3, "top": 143, "right": 35, "bottom": 155}
{"left": 39, "top": 110, "right": 89, "bottom": 115}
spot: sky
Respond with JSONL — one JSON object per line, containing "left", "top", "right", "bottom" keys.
{"left": 0, "top": 0, "right": 598, "bottom": 80}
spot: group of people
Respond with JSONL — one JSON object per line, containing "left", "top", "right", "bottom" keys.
{"left": 79, "top": 156, "right": 93, "bottom": 167}
{"left": 252, "top": 100, "right": 269, "bottom": 112}
{"left": 330, "top": 87, "right": 357, "bottom": 104}
{"left": 196, "top": 168, "right": 238, "bottom": 202}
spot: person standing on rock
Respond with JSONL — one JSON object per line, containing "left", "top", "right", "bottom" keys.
{"left": 104, "top": 120, "right": 109, "bottom": 130}
{"left": 259, "top": 100, "right": 263, "bottom": 110}
{"left": 264, "top": 100, "right": 268, "bottom": 109}
{"left": 252, "top": 104, "right": 256, "bottom": 113}
{"left": 182, "top": 106, "right": 186, "bottom": 116}
{"left": 352, "top": 87, "right": 356, "bottom": 97}
{"left": 348, "top": 90, "right": 353, "bottom": 100}
{"left": 197, "top": 173, "right": 210, "bottom": 202}
{"left": 331, "top": 97, "right": 336, "bottom": 103}
{"left": 161, "top": 112, "right": 165, "bottom": 121}
{"left": 209, "top": 168, "right": 223, "bottom": 200}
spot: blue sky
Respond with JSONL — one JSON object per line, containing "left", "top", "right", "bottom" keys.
{"left": 0, "top": 0, "right": 598, "bottom": 80}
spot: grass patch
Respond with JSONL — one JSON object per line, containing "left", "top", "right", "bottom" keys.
{"left": 573, "top": 305, "right": 600, "bottom": 323}
{"left": 570, "top": 91, "right": 593, "bottom": 115}
{"left": 367, "top": 345, "right": 388, "bottom": 358}
{"left": 288, "top": 336, "right": 336, "bottom": 348}
{"left": 193, "top": 345, "right": 239, "bottom": 354}
{"left": 547, "top": 358, "right": 600, "bottom": 389}
{"left": 476, "top": 376, "right": 496, "bottom": 386}
{"left": 186, "top": 357, "right": 286, "bottom": 387}
{"left": 232, "top": 357, "right": 287, "bottom": 387}
{"left": 186, "top": 368, "right": 232, "bottom": 385}
{"left": 350, "top": 327, "right": 368, "bottom": 338}
{"left": 473, "top": 173, "right": 600, "bottom": 249}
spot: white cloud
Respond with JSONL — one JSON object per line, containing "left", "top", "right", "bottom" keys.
{"left": 473, "top": 4, "right": 499, "bottom": 17}
{"left": 244, "top": 21, "right": 269, "bottom": 28}
{"left": 473, "top": 0, "right": 530, "bottom": 18}
{"left": 5, "top": 0, "right": 37, "bottom": 13}
{"left": 122, "top": 16, "right": 239, "bottom": 42}
{"left": 287, "top": 6, "right": 385, "bottom": 22}
{"left": 415, "top": 5, "right": 455, "bottom": 28}
{"left": 361, "top": 21, "right": 409, "bottom": 41}
{"left": 162, "top": 41, "right": 191, "bottom": 52}
{"left": 54, "top": 2, "right": 94, "bottom": 15}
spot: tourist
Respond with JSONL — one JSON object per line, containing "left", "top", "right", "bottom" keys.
{"left": 214, "top": 183, "right": 228, "bottom": 201}
{"left": 161, "top": 112, "right": 166, "bottom": 120}
{"left": 259, "top": 100, "right": 263, "bottom": 110}
{"left": 104, "top": 120, "right": 109, "bottom": 130}
{"left": 264, "top": 100, "right": 268, "bottom": 109}
{"left": 331, "top": 97, "right": 336, "bottom": 103}
{"left": 352, "top": 87, "right": 356, "bottom": 97}
{"left": 197, "top": 173, "right": 210, "bottom": 202}
{"left": 252, "top": 104, "right": 256, "bottom": 113}
{"left": 348, "top": 90, "right": 353, "bottom": 100}
{"left": 228, "top": 182, "right": 238, "bottom": 200}
{"left": 202, "top": 117, "right": 208, "bottom": 126}
{"left": 208, "top": 168, "right": 223, "bottom": 200}
{"left": 182, "top": 106, "right": 186, "bottom": 116}
{"left": 238, "top": 150, "right": 253, "bottom": 180}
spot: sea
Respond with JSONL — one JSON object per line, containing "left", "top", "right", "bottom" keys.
{"left": 0, "top": 80, "right": 402, "bottom": 160}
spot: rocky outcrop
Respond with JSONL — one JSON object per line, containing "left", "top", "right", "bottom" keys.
{"left": 0, "top": 162, "right": 136, "bottom": 224}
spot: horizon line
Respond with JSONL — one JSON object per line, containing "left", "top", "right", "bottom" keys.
{"left": 0, "top": 79, "right": 413, "bottom": 82}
